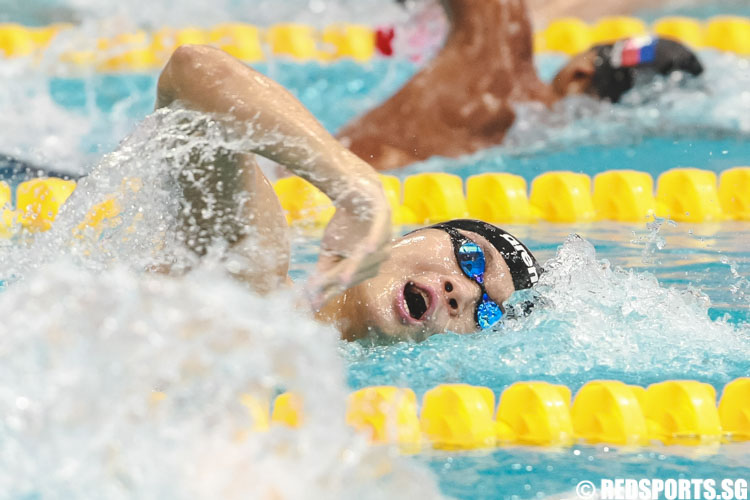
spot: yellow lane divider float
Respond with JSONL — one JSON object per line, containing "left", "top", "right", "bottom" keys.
{"left": 653, "top": 17, "right": 705, "bottom": 49}
{"left": 0, "top": 23, "right": 70, "bottom": 58}
{"left": 467, "top": 172, "right": 536, "bottom": 223}
{"left": 591, "top": 16, "right": 648, "bottom": 44}
{"left": 542, "top": 18, "right": 594, "bottom": 56}
{"left": 239, "top": 378, "right": 750, "bottom": 451}
{"left": 15, "top": 177, "right": 76, "bottom": 231}
{"left": 537, "top": 15, "right": 750, "bottom": 55}
{"left": 0, "top": 181, "right": 16, "bottom": 239}
{"left": 285, "top": 167, "right": 750, "bottom": 225}
{"left": 347, "top": 386, "right": 421, "bottom": 452}
{"left": 1, "top": 167, "right": 749, "bottom": 236}
{"left": 0, "top": 21, "right": 378, "bottom": 67}
{"left": 2, "top": 15, "right": 750, "bottom": 68}
{"left": 705, "top": 16, "right": 750, "bottom": 55}
{"left": 271, "top": 166, "right": 747, "bottom": 226}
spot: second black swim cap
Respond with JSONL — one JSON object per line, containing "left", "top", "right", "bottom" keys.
{"left": 590, "top": 36, "right": 704, "bottom": 102}
{"left": 427, "top": 219, "right": 543, "bottom": 291}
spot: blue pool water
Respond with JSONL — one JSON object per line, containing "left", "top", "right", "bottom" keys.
{"left": 420, "top": 445, "right": 750, "bottom": 500}
{"left": 1, "top": 24, "right": 750, "bottom": 500}
{"left": 638, "top": 0, "right": 750, "bottom": 22}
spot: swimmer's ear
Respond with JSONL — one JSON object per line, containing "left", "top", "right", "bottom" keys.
{"left": 552, "top": 52, "right": 596, "bottom": 97}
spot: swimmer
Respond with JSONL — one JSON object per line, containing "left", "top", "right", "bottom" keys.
{"left": 338, "top": 0, "right": 704, "bottom": 170}
{"left": 552, "top": 36, "right": 703, "bottom": 103}
{"left": 153, "top": 45, "right": 543, "bottom": 341}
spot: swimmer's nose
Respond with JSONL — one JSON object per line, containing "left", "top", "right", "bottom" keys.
{"left": 442, "top": 278, "right": 478, "bottom": 318}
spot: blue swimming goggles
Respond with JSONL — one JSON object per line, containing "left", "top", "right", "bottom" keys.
{"left": 441, "top": 226, "right": 505, "bottom": 330}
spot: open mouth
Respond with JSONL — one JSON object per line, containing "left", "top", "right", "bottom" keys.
{"left": 403, "top": 281, "right": 431, "bottom": 321}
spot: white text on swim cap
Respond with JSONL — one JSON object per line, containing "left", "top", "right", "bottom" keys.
{"left": 500, "top": 234, "right": 539, "bottom": 284}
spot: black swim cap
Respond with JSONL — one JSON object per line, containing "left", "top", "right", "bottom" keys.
{"left": 426, "top": 219, "right": 543, "bottom": 291}
{"left": 590, "top": 36, "right": 704, "bottom": 102}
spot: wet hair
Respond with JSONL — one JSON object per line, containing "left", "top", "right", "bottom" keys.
{"left": 425, "top": 219, "right": 543, "bottom": 291}
{"left": 589, "top": 37, "right": 704, "bottom": 102}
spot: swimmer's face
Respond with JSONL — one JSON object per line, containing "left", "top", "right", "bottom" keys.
{"left": 552, "top": 49, "right": 597, "bottom": 97}
{"left": 334, "top": 228, "right": 516, "bottom": 341}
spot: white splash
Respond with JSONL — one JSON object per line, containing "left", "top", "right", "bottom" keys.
{"left": 0, "top": 99, "right": 444, "bottom": 498}
{"left": 0, "top": 261, "right": 443, "bottom": 500}
{"left": 522, "top": 234, "right": 748, "bottom": 374}
{"left": 0, "top": 61, "right": 91, "bottom": 174}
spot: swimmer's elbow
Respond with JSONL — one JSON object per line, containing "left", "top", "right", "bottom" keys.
{"left": 159, "top": 44, "right": 242, "bottom": 107}
{"left": 160, "top": 45, "right": 213, "bottom": 95}
{"left": 167, "top": 44, "right": 252, "bottom": 84}
{"left": 167, "top": 44, "right": 219, "bottom": 73}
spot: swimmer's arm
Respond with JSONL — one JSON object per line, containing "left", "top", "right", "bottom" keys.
{"left": 156, "top": 45, "right": 392, "bottom": 306}
{"left": 156, "top": 45, "right": 378, "bottom": 203}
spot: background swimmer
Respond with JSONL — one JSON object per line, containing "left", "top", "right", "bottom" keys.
{"left": 553, "top": 36, "right": 704, "bottom": 103}
{"left": 153, "top": 44, "right": 542, "bottom": 341}
{"left": 338, "top": 0, "right": 704, "bottom": 170}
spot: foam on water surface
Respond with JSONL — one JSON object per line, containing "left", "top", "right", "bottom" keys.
{"left": 0, "top": 61, "right": 91, "bottom": 173}
{"left": 0, "top": 261, "right": 444, "bottom": 499}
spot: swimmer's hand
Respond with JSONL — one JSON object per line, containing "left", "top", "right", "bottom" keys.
{"left": 306, "top": 177, "right": 392, "bottom": 310}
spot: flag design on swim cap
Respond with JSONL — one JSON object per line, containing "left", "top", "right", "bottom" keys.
{"left": 610, "top": 36, "right": 657, "bottom": 68}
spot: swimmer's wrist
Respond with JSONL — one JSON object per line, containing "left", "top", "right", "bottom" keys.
{"left": 307, "top": 149, "right": 383, "bottom": 208}
{"left": 332, "top": 174, "right": 388, "bottom": 216}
